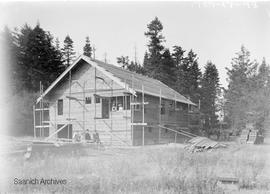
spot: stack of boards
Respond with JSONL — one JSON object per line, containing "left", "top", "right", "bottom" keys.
{"left": 239, "top": 125, "right": 263, "bottom": 144}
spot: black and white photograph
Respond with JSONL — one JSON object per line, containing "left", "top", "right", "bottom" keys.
{"left": 0, "top": 1, "right": 270, "bottom": 193}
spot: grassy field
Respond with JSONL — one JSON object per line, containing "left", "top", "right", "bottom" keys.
{"left": 1, "top": 141, "right": 270, "bottom": 194}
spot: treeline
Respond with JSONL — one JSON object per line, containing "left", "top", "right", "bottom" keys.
{"left": 0, "top": 23, "right": 93, "bottom": 135}
{"left": 1, "top": 23, "right": 94, "bottom": 93}
{"left": 225, "top": 47, "right": 270, "bottom": 134}
{"left": 117, "top": 17, "right": 270, "bottom": 135}
{"left": 117, "top": 17, "right": 220, "bottom": 134}
{"left": 1, "top": 17, "right": 269, "bottom": 136}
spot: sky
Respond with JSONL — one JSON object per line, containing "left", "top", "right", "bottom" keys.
{"left": 0, "top": 1, "right": 270, "bottom": 87}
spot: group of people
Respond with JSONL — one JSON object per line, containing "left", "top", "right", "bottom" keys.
{"left": 73, "top": 129, "right": 100, "bottom": 144}
{"left": 85, "top": 129, "right": 101, "bottom": 143}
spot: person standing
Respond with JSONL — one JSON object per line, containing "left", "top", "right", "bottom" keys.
{"left": 85, "top": 129, "right": 91, "bottom": 142}
{"left": 93, "top": 129, "right": 101, "bottom": 144}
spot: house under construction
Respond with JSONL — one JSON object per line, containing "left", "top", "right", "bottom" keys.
{"left": 33, "top": 55, "right": 200, "bottom": 146}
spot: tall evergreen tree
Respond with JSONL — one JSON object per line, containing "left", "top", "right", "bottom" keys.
{"left": 22, "top": 24, "right": 63, "bottom": 90}
{"left": 247, "top": 58, "right": 270, "bottom": 130}
{"left": 160, "top": 49, "right": 176, "bottom": 88}
{"left": 1, "top": 24, "right": 65, "bottom": 135}
{"left": 54, "top": 37, "right": 63, "bottom": 65}
{"left": 143, "top": 51, "right": 150, "bottom": 71}
{"left": 117, "top": 55, "right": 145, "bottom": 75}
{"left": 225, "top": 46, "right": 258, "bottom": 130}
{"left": 83, "top": 36, "right": 92, "bottom": 58}
{"left": 55, "top": 37, "right": 60, "bottom": 51}
{"left": 172, "top": 46, "right": 185, "bottom": 67}
{"left": 178, "top": 50, "right": 202, "bottom": 103}
{"left": 201, "top": 61, "right": 220, "bottom": 133}
{"left": 144, "top": 17, "right": 165, "bottom": 79}
{"left": 62, "top": 35, "right": 76, "bottom": 68}
{"left": 16, "top": 24, "right": 33, "bottom": 90}
{"left": 172, "top": 46, "right": 186, "bottom": 93}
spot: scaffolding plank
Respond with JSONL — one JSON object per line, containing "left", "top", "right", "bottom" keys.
{"left": 66, "top": 118, "right": 76, "bottom": 121}
{"left": 130, "top": 123, "right": 147, "bottom": 126}
{"left": 130, "top": 102, "right": 149, "bottom": 105}
{"left": 66, "top": 96, "right": 84, "bottom": 101}
{"left": 35, "top": 108, "right": 50, "bottom": 111}
{"left": 35, "top": 125, "right": 50, "bottom": 128}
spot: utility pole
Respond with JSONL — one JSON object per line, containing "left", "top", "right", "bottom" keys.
{"left": 134, "top": 44, "right": 137, "bottom": 64}
{"left": 104, "top": 52, "right": 107, "bottom": 63}
{"left": 93, "top": 45, "right": 96, "bottom": 59}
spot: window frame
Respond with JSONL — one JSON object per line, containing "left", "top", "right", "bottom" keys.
{"left": 57, "top": 99, "right": 63, "bottom": 115}
{"left": 85, "top": 97, "right": 92, "bottom": 104}
{"left": 95, "top": 96, "right": 101, "bottom": 103}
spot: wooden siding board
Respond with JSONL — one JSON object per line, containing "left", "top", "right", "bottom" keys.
{"left": 46, "top": 61, "right": 132, "bottom": 144}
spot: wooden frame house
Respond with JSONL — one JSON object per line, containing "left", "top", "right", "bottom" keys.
{"left": 33, "top": 55, "right": 200, "bottom": 146}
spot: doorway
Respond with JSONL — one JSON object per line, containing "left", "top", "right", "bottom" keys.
{"left": 57, "top": 124, "right": 73, "bottom": 139}
{"left": 102, "top": 99, "right": 109, "bottom": 119}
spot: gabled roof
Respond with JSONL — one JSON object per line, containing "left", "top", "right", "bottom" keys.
{"left": 37, "top": 55, "right": 195, "bottom": 105}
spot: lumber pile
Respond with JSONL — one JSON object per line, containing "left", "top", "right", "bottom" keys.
{"left": 184, "top": 137, "right": 226, "bottom": 153}
{"left": 239, "top": 122, "right": 264, "bottom": 144}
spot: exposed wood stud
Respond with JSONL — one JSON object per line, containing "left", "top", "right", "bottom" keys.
{"left": 33, "top": 105, "right": 36, "bottom": 138}
{"left": 94, "top": 67, "right": 97, "bottom": 132}
{"left": 131, "top": 74, "right": 134, "bottom": 145}
{"left": 68, "top": 70, "right": 71, "bottom": 139}
{"left": 83, "top": 81, "right": 86, "bottom": 131}
{"left": 159, "top": 88, "right": 161, "bottom": 144}
{"left": 142, "top": 84, "right": 145, "bottom": 146}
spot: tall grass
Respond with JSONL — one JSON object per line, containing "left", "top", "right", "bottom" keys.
{"left": 3, "top": 144, "right": 269, "bottom": 193}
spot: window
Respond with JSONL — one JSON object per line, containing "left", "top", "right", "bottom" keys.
{"left": 134, "top": 104, "right": 141, "bottom": 111}
{"left": 102, "top": 99, "right": 109, "bottom": 118}
{"left": 125, "top": 96, "right": 130, "bottom": 110}
{"left": 117, "top": 96, "right": 124, "bottom": 111}
{"left": 110, "top": 96, "right": 130, "bottom": 111}
{"left": 161, "top": 104, "right": 165, "bottom": 115}
{"left": 176, "top": 102, "right": 183, "bottom": 111}
{"left": 169, "top": 101, "right": 174, "bottom": 109}
{"left": 85, "top": 97, "right": 91, "bottom": 104}
{"left": 95, "top": 96, "right": 100, "bottom": 103}
{"left": 57, "top": 99, "right": 63, "bottom": 115}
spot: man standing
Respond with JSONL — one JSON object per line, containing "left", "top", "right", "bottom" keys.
{"left": 93, "top": 129, "right": 101, "bottom": 144}
{"left": 85, "top": 129, "right": 91, "bottom": 142}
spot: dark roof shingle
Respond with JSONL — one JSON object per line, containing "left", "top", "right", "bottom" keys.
{"left": 93, "top": 59, "right": 195, "bottom": 105}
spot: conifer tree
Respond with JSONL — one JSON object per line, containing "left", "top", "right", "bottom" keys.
{"left": 117, "top": 55, "right": 146, "bottom": 75}
{"left": 55, "top": 37, "right": 61, "bottom": 51}
{"left": 247, "top": 58, "right": 270, "bottom": 130}
{"left": 54, "top": 37, "right": 64, "bottom": 67}
{"left": 62, "top": 35, "right": 76, "bottom": 68}
{"left": 160, "top": 49, "right": 176, "bottom": 89}
{"left": 176, "top": 49, "right": 201, "bottom": 103}
{"left": 143, "top": 52, "right": 150, "bottom": 71}
{"left": 172, "top": 46, "right": 186, "bottom": 93}
{"left": 144, "top": 17, "right": 165, "bottom": 79}
{"left": 16, "top": 24, "right": 33, "bottom": 90}
{"left": 22, "top": 24, "right": 63, "bottom": 90}
{"left": 117, "top": 56, "right": 129, "bottom": 68}
{"left": 225, "top": 46, "right": 257, "bottom": 130}
{"left": 83, "top": 36, "right": 92, "bottom": 58}
{"left": 201, "top": 61, "right": 220, "bottom": 133}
